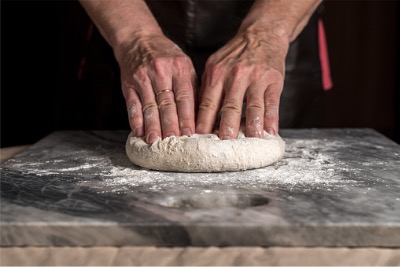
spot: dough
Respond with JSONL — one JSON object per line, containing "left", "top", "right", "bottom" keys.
{"left": 126, "top": 131, "right": 285, "bottom": 172}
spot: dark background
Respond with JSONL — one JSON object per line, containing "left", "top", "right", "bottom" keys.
{"left": 1, "top": 0, "right": 399, "bottom": 147}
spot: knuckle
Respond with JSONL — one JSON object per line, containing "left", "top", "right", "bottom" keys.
{"left": 253, "top": 66, "right": 268, "bottom": 80}
{"left": 267, "top": 69, "right": 284, "bottom": 82}
{"left": 132, "top": 67, "right": 148, "bottom": 82}
{"left": 158, "top": 98, "right": 176, "bottom": 111}
{"left": 175, "top": 91, "right": 192, "bottom": 104}
{"left": 204, "top": 64, "right": 223, "bottom": 86}
{"left": 231, "top": 63, "right": 249, "bottom": 78}
{"left": 151, "top": 57, "right": 171, "bottom": 74}
{"left": 121, "top": 84, "right": 135, "bottom": 98}
{"left": 126, "top": 98, "right": 141, "bottom": 106}
{"left": 246, "top": 89, "right": 262, "bottom": 100}
{"left": 246, "top": 101, "right": 264, "bottom": 111}
{"left": 206, "top": 62, "right": 222, "bottom": 76}
{"left": 199, "top": 97, "right": 218, "bottom": 111}
{"left": 142, "top": 103, "right": 158, "bottom": 119}
{"left": 265, "top": 96, "right": 280, "bottom": 108}
{"left": 151, "top": 56, "right": 193, "bottom": 76}
{"left": 173, "top": 55, "right": 190, "bottom": 67}
{"left": 151, "top": 57, "right": 166, "bottom": 67}
{"left": 173, "top": 62, "right": 192, "bottom": 76}
{"left": 220, "top": 99, "right": 242, "bottom": 115}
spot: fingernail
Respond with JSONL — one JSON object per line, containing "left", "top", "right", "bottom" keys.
{"left": 166, "top": 133, "right": 176, "bottom": 137}
{"left": 222, "top": 135, "right": 232, "bottom": 140}
{"left": 133, "top": 126, "right": 144, "bottom": 137}
{"left": 181, "top": 128, "right": 192, "bottom": 136}
{"left": 251, "top": 131, "right": 262, "bottom": 138}
{"left": 266, "top": 127, "right": 276, "bottom": 136}
{"left": 146, "top": 131, "right": 159, "bottom": 144}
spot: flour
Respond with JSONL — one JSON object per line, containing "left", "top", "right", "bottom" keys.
{"left": 101, "top": 138, "right": 355, "bottom": 192}
{"left": 5, "top": 136, "right": 358, "bottom": 193}
{"left": 125, "top": 131, "right": 285, "bottom": 172}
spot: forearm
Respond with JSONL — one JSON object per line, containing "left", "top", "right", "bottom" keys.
{"left": 79, "top": 0, "right": 163, "bottom": 57}
{"left": 239, "top": 0, "right": 322, "bottom": 42}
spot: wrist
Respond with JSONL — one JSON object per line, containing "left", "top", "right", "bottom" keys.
{"left": 238, "top": 0, "right": 321, "bottom": 43}
{"left": 238, "top": 18, "right": 291, "bottom": 44}
{"left": 113, "top": 29, "right": 164, "bottom": 63}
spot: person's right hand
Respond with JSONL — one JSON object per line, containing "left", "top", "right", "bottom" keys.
{"left": 117, "top": 35, "right": 197, "bottom": 144}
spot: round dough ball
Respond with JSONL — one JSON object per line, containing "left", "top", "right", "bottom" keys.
{"left": 126, "top": 131, "right": 285, "bottom": 172}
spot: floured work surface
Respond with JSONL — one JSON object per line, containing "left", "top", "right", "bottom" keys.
{"left": 1, "top": 129, "right": 400, "bottom": 247}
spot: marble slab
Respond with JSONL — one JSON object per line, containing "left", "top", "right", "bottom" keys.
{"left": 1, "top": 129, "right": 400, "bottom": 247}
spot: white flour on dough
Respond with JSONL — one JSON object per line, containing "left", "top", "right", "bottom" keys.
{"left": 126, "top": 131, "right": 285, "bottom": 172}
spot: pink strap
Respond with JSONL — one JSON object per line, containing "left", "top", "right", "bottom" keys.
{"left": 318, "top": 19, "right": 333, "bottom": 90}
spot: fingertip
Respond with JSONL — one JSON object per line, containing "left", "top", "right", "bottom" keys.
{"left": 165, "top": 132, "right": 176, "bottom": 138}
{"left": 146, "top": 131, "right": 160, "bottom": 144}
{"left": 181, "top": 128, "right": 192, "bottom": 136}
{"left": 265, "top": 127, "right": 277, "bottom": 136}
{"left": 246, "top": 128, "right": 263, "bottom": 138}
{"left": 133, "top": 126, "right": 144, "bottom": 137}
{"left": 195, "top": 123, "right": 205, "bottom": 134}
{"left": 263, "top": 110, "right": 279, "bottom": 136}
{"left": 195, "top": 121, "right": 213, "bottom": 134}
{"left": 218, "top": 125, "right": 237, "bottom": 140}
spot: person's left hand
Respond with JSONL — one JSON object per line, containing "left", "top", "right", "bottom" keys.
{"left": 195, "top": 30, "right": 289, "bottom": 139}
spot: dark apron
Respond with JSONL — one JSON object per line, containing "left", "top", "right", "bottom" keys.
{"left": 82, "top": 0, "right": 324, "bottom": 129}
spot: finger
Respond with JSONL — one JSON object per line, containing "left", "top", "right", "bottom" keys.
{"left": 125, "top": 89, "right": 144, "bottom": 137}
{"left": 137, "top": 76, "right": 162, "bottom": 144}
{"left": 195, "top": 65, "right": 224, "bottom": 134}
{"left": 149, "top": 61, "right": 180, "bottom": 139}
{"left": 156, "top": 89, "right": 180, "bottom": 138}
{"left": 172, "top": 67, "right": 196, "bottom": 136}
{"left": 264, "top": 81, "right": 283, "bottom": 136}
{"left": 218, "top": 75, "right": 247, "bottom": 140}
{"left": 191, "top": 69, "right": 199, "bottom": 118}
{"left": 245, "top": 83, "right": 265, "bottom": 138}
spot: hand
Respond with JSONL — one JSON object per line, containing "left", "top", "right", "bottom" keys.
{"left": 118, "top": 35, "right": 197, "bottom": 144}
{"left": 195, "top": 30, "right": 289, "bottom": 139}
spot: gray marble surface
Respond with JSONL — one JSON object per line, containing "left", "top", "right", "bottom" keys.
{"left": 1, "top": 129, "right": 400, "bottom": 247}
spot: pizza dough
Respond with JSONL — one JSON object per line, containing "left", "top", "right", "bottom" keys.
{"left": 125, "top": 130, "right": 285, "bottom": 172}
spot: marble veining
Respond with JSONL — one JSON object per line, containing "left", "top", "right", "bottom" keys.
{"left": 1, "top": 129, "right": 400, "bottom": 246}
